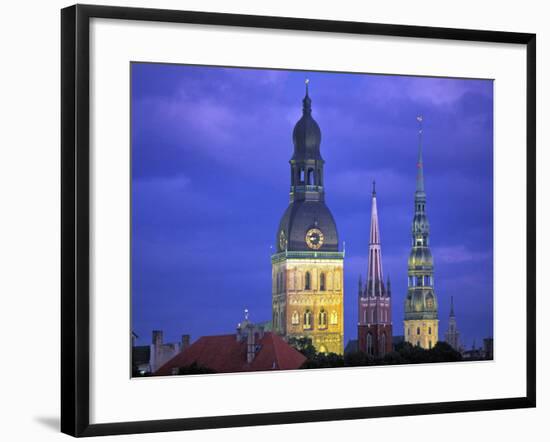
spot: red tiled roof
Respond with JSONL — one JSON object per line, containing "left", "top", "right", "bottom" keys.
{"left": 154, "top": 332, "right": 306, "bottom": 375}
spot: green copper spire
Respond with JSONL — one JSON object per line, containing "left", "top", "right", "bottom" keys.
{"left": 416, "top": 115, "right": 425, "bottom": 194}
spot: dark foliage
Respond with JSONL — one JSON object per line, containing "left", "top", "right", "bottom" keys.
{"left": 288, "top": 336, "right": 318, "bottom": 359}
{"left": 176, "top": 362, "right": 217, "bottom": 375}
{"left": 299, "top": 340, "right": 462, "bottom": 369}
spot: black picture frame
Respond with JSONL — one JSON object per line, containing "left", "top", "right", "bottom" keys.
{"left": 61, "top": 4, "right": 536, "bottom": 437}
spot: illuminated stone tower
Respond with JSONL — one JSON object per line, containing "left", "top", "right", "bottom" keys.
{"left": 272, "top": 80, "right": 344, "bottom": 355}
{"left": 445, "top": 296, "right": 460, "bottom": 351}
{"left": 358, "top": 183, "right": 392, "bottom": 356}
{"left": 404, "top": 116, "right": 439, "bottom": 349}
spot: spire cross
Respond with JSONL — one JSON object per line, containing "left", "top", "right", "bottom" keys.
{"left": 372, "top": 180, "right": 376, "bottom": 195}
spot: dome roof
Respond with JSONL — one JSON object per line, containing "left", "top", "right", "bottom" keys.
{"left": 292, "top": 94, "right": 322, "bottom": 161}
{"left": 276, "top": 200, "right": 338, "bottom": 252}
{"left": 408, "top": 247, "right": 433, "bottom": 268}
{"left": 405, "top": 288, "right": 438, "bottom": 319}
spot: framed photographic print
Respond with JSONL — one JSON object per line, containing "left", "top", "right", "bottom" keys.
{"left": 61, "top": 4, "right": 536, "bottom": 437}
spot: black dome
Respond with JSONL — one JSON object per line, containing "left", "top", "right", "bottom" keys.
{"left": 292, "top": 94, "right": 322, "bottom": 161}
{"left": 276, "top": 200, "right": 339, "bottom": 252}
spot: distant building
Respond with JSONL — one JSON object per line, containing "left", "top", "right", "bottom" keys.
{"left": 404, "top": 116, "right": 439, "bottom": 350}
{"left": 154, "top": 314, "right": 306, "bottom": 375}
{"left": 445, "top": 296, "right": 461, "bottom": 351}
{"left": 358, "top": 182, "right": 392, "bottom": 357}
{"left": 132, "top": 330, "right": 190, "bottom": 375}
{"left": 461, "top": 338, "right": 493, "bottom": 360}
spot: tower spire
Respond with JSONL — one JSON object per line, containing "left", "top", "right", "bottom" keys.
{"left": 416, "top": 115, "right": 424, "bottom": 193}
{"left": 450, "top": 295, "right": 455, "bottom": 317}
{"left": 367, "top": 185, "right": 383, "bottom": 296}
{"left": 303, "top": 78, "right": 312, "bottom": 114}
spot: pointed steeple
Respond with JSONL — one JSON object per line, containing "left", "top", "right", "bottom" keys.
{"left": 450, "top": 295, "right": 455, "bottom": 317}
{"left": 366, "top": 184, "right": 384, "bottom": 297}
{"left": 416, "top": 115, "right": 425, "bottom": 194}
{"left": 369, "top": 182, "right": 380, "bottom": 246}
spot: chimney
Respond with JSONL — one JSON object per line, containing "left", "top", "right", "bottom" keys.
{"left": 152, "top": 330, "right": 163, "bottom": 347}
{"left": 246, "top": 324, "right": 256, "bottom": 363}
{"left": 181, "top": 334, "right": 190, "bottom": 351}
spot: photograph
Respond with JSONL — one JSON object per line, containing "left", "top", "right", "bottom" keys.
{"left": 130, "top": 63, "right": 494, "bottom": 377}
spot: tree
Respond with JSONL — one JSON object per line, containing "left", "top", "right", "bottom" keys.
{"left": 288, "top": 336, "right": 317, "bottom": 359}
{"left": 177, "top": 362, "right": 217, "bottom": 375}
{"left": 301, "top": 352, "right": 344, "bottom": 369}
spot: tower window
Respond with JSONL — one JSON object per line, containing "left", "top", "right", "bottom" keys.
{"left": 299, "top": 168, "right": 305, "bottom": 184}
{"left": 305, "top": 272, "right": 311, "bottom": 290}
{"left": 319, "top": 309, "right": 327, "bottom": 328}
{"left": 366, "top": 333, "right": 373, "bottom": 356}
{"left": 428, "top": 326, "right": 432, "bottom": 335}
{"left": 319, "top": 272, "right": 326, "bottom": 291}
{"left": 304, "top": 310, "right": 312, "bottom": 329}
{"left": 417, "top": 327, "right": 421, "bottom": 335}
{"left": 291, "top": 311, "right": 299, "bottom": 325}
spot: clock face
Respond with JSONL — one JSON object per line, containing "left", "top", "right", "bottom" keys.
{"left": 279, "top": 230, "right": 287, "bottom": 250}
{"left": 305, "top": 228, "right": 324, "bottom": 250}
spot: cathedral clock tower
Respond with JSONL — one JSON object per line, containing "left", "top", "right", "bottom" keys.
{"left": 272, "top": 81, "right": 344, "bottom": 355}
{"left": 404, "top": 116, "right": 439, "bottom": 349}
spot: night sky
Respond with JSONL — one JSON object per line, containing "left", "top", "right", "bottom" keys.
{"left": 131, "top": 63, "right": 493, "bottom": 351}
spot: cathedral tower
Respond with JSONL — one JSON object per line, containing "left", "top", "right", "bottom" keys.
{"left": 445, "top": 296, "right": 460, "bottom": 351}
{"left": 272, "top": 80, "right": 344, "bottom": 355}
{"left": 358, "top": 183, "right": 392, "bottom": 356}
{"left": 404, "top": 116, "right": 439, "bottom": 349}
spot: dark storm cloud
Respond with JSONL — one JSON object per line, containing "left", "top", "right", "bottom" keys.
{"left": 132, "top": 63, "right": 493, "bottom": 348}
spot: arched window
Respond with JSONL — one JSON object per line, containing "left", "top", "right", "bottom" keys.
{"left": 319, "top": 273, "right": 326, "bottom": 291}
{"left": 304, "top": 310, "right": 312, "bottom": 329}
{"left": 307, "top": 168, "right": 314, "bottom": 185}
{"left": 366, "top": 333, "right": 373, "bottom": 356}
{"left": 291, "top": 311, "right": 299, "bottom": 325}
{"left": 380, "top": 333, "right": 386, "bottom": 357}
{"left": 319, "top": 309, "right": 327, "bottom": 328}
{"left": 305, "top": 272, "right": 311, "bottom": 290}
{"left": 428, "top": 326, "right": 432, "bottom": 335}
{"left": 330, "top": 311, "right": 338, "bottom": 325}
{"left": 299, "top": 168, "right": 305, "bottom": 184}
{"left": 417, "top": 327, "right": 421, "bottom": 335}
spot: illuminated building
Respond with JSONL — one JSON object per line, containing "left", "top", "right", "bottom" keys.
{"left": 358, "top": 183, "right": 392, "bottom": 356}
{"left": 271, "top": 81, "right": 344, "bottom": 355}
{"left": 404, "top": 116, "right": 439, "bottom": 349}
